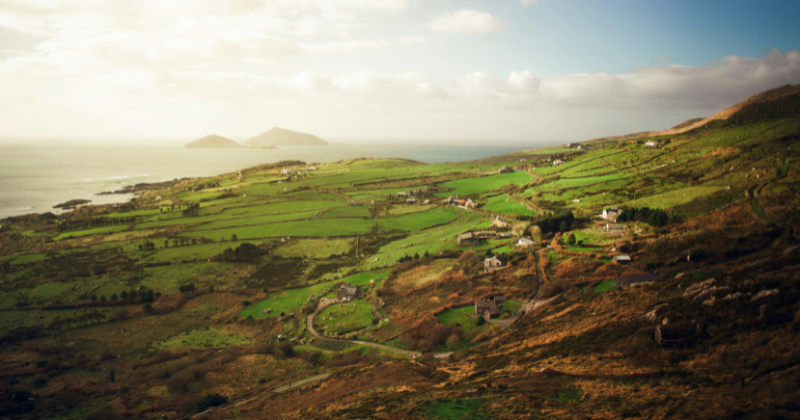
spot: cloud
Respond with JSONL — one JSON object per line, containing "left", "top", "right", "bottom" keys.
{"left": 398, "top": 36, "right": 428, "bottom": 45}
{"left": 429, "top": 9, "right": 507, "bottom": 34}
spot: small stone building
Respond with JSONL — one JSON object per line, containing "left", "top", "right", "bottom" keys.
{"left": 336, "top": 284, "right": 359, "bottom": 302}
{"left": 484, "top": 254, "right": 507, "bottom": 269}
{"left": 475, "top": 299, "right": 500, "bottom": 319}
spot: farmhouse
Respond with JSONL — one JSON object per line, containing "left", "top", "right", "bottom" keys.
{"left": 397, "top": 192, "right": 407, "bottom": 197}
{"left": 603, "top": 208, "right": 621, "bottom": 221}
{"left": 280, "top": 168, "right": 293, "bottom": 176}
{"left": 613, "top": 255, "right": 632, "bottom": 264}
{"left": 492, "top": 216, "right": 509, "bottom": 229}
{"left": 645, "top": 141, "right": 658, "bottom": 147}
{"left": 518, "top": 237, "right": 535, "bottom": 246}
{"left": 498, "top": 165, "right": 513, "bottom": 173}
{"left": 406, "top": 198, "right": 417, "bottom": 205}
{"left": 552, "top": 159, "right": 565, "bottom": 166}
{"left": 457, "top": 231, "right": 481, "bottom": 245}
{"left": 605, "top": 223, "right": 626, "bottom": 234}
{"left": 474, "top": 299, "right": 500, "bottom": 319}
{"left": 336, "top": 284, "right": 359, "bottom": 302}
{"left": 464, "top": 199, "right": 478, "bottom": 209}
{"left": 616, "top": 273, "right": 662, "bottom": 289}
{"left": 484, "top": 254, "right": 508, "bottom": 269}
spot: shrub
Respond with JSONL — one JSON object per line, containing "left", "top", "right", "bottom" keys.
{"left": 445, "top": 333, "right": 461, "bottom": 349}
{"left": 475, "top": 316, "right": 485, "bottom": 326}
{"left": 30, "top": 374, "right": 47, "bottom": 388}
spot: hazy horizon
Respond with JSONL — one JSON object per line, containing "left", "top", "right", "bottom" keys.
{"left": 1, "top": 0, "right": 799, "bottom": 143}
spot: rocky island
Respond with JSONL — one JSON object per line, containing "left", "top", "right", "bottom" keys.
{"left": 245, "top": 127, "right": 328, "bottom": 148}
{"left": 183, "top": 134, "right": 245, "bottom": 149}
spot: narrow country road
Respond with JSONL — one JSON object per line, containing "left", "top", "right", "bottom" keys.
{"left": 306, "top": 310, "right": 423, "bottom": 358}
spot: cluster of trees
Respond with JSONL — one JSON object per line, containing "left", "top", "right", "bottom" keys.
{"left": 57, "top": 216, "right": 135, "bottom": 233}
{"left": 616, "top": 206, "right": 669, "bottom": 226}
{"left": 535, "top": 210, "right": 575, "bottom": 233}
{"left": 103, "top": 287, "right": 159, "bottom": 304}
{"left": 182, "top": 203, "right": 201, "bottom": 217}
{"left": 397, "top": 251, "right": 429, "bottom": 263}
{"left": 217, "top": 243, "right": 261, "bottom": 262}
{"left": 402, "top": 324, "right": 463, "bottom": 352}
{"left": 138, "top": 241, "right": 157, "bottom": 251}
{"left": 179, "top": 283, "right": 197, "bottom": 294}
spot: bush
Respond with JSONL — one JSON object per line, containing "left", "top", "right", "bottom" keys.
{"left": 30, "top": 374, "right": 47, "bottom": 388}
{"left": 445, "top": 333, "right": 461, "bottom": 349}
{"left": 475, "top": 316, "right": 485, "bottom": 326}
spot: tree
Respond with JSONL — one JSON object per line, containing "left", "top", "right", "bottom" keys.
{"left": 89, "top": 295, "right": 97, "bottom": 303}
{"left": 120, "top": 291, "right": 129, "bottom": 300}
{"left": 475, "top": 316, "right": 485, "bottom": 326}
{"left": 559, "top": 220, "right": 569, "bottom": 232}
{"left": 567, "top": 233, "right": 576, "bottom": 246}
{"left": 100, "top": 295, "right": 107, "bottom": 303}
{"left": 445, "top": 333, "right": 461, "bottom": 349}
{"left": 110, "top": 293, "right": 118, "bottom": 301}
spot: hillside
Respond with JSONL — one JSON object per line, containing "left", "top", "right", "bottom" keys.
{"left": 245, "top": 127, "right": 328, "bottom": 147}
{"left": 183, "top": 134, "right": 243, "bottom": 148}
{"left": 0, "top": 85, "right": 798, "bottom": 419}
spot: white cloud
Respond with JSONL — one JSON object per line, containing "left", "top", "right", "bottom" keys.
{"left": 398, "top": 36, "right": 428, "bottom": 45}
{"left": 429, "top": 9, "right": 506, "bottom": 34}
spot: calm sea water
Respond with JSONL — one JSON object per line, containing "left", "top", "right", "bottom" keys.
{"left": 0, "top": 141, "right": 546, "bottom": 219}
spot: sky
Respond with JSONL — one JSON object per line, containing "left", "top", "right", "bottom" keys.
{"left": 1, "top": 0, "right": 799, "bottom": 144}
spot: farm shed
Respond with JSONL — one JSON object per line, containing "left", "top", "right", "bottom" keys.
{"left": 484, "top": 254, "right": 508, "bottom": 268}
{"left": 613, "top": 255, "right": 632, "bottom": 264}
{"left": 616, "top": 273, "right": 662, "bottom": 289}
{"left": 457, "top": 231, "right": 480, "bottom": 245}
{"left": 475, "top": 299, "right": 500, "bottom": 319}
{"left": 518, "top": 237, "right": 535, "bottom": 246}
{"left": 336, "top": 284, "right": 359, "bottom": 302}
{"left": 603, "top": 208, "right": 621, "bottom": 221}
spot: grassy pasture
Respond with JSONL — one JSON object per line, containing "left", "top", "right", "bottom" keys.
{"left": 151, "top": 327, "right": 250, "bottom": 350}
{"left": 54, "top": 225, "right": 128, "bottom": 241}
{"left": 593, "top": 280, "right": 617, "bottom": 293}
{"left": 184, "top": 208, "right": 458, "bottom": 241}
{"left": 634, "top": 186, "right": 725, "bottom": 209}
{"left": 315, "top": 300, "right": 374, "bottom": 335}
{"left": 137, "top": 201, "right": 343, "bottom": 230}
{"left": 320, "top": 206, "right": 372, "bottom": 219}
{"left": 188, "top": 209, "right": 321, "bottom": 231}
{"left": 481, "top": 194, "right": 534, "bottom": 216}
{"left": 435, "top": 172, "right": 533, "bottom": 197}
{"left": 388, "top": 204, "right": 436, "bottom": 216}
{"left": 272, "top": 238, "right": 352, "bottom": 259}
{"left": 240, "top": 271, "right": 389, "bottom": 319}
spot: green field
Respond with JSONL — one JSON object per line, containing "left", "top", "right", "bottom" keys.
{"left": 151, "top": 327, "right": 250, "bottom": 350}
{"left": 240, "top": 271, "right": 389, "bottom": 319}
{"left": 315, "top": 300, "right": 374, "bottom": 335}
{"left": 435, "top": 172, "right": 533, "bottom": 197}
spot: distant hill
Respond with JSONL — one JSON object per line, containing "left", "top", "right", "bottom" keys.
{"left": 245, "top": 128, "right": 328, "bottom": 147}
{"left": 184, "top": 135, "right": 244, "bottom": 149}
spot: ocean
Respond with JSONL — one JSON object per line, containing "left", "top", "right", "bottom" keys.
{"left": 0, "top": 141, "right": 548, "bottom": 219}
